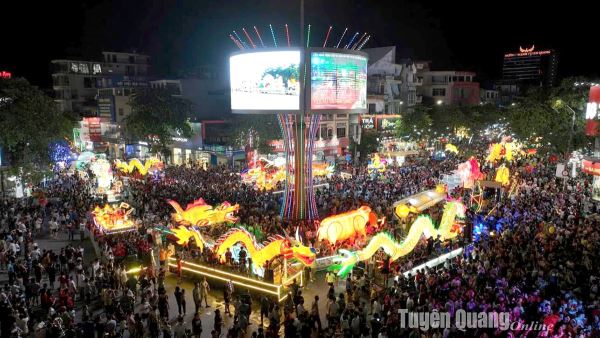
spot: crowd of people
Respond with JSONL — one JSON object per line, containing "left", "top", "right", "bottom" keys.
{"left": 1, "top": 139, "right": 599, "bottom": 337}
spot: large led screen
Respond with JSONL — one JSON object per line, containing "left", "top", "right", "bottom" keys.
{"left": 311, "top": 52, "right": 367, "bottom": 110}
{"left": 230, "top": 50, "right": 301, "bottom": 111}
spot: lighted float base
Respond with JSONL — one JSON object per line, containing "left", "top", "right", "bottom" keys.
{"left": 167, "top": 257, "right": 303, "bottom": 302}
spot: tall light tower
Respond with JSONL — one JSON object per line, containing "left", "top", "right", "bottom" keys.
{"left": 229, "top": 24, "right": 369, "bottom": 221}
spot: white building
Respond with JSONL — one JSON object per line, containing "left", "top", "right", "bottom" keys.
{"left": 51, "top": 51, "right": 150, "bottom": 117}
{"left": 415, "top": 61, "right": 480, "bottom": 106}
{"left": 363, "top": 46, "right": 419, "bottom": 115}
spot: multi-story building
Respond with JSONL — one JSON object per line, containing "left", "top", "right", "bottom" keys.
{"left": 51, "top": 51, "right": 150, "bottom": 117}
{"left": 502, "top": 46, "right": 558, "bottom": 88}
{"left": 480, "top": 89, "right": 500, "bottom": 105}
{"left": 363, "top": 46, "right": 418, "bottom": 115}
{"left": 416, "top": 61, "right": 480, "bottom": 106}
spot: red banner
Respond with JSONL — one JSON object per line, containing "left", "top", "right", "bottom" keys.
{"left": 582, "top": 159, "right": 600, "bottom": 176}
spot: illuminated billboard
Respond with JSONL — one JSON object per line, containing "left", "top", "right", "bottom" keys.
{"left": 310, "top": 52, "right": 367, "bottom": 111}
{"left": 230, "top": 50, "right": 301, "bottom": 112}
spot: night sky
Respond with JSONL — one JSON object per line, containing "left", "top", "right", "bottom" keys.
{"left": 2, "top": 0, "right": 598, "bottom": 88}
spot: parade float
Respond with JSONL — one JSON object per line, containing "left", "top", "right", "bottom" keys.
{"left": 161, "top": 197, "right": 314, "bottom": 301}
{"left": 367, "top": 154, "right": 386, "bottom": 174}
{"left": 167, "top": 198, "right": 240, "bottom": 226}
{"left": 316, "top": 206, "right": 383, "bottom": 245}
{"left": 333, "top": 200, "right": 466, "bottom": 277}
{"left": 115, "top": 157, "right": 163, "bottom": 176}
{"left": 91, "top": 202, "right": 137, "bottom": 235}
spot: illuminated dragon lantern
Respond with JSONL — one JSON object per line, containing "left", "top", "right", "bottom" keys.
{"left": 317, "top": 206, "right": 384, "bottom": 245}
{"left": 334, "top": 201, "right": 466, "bottom": 277}
{"left": 115, "top": 158, "right": 163, "bottom": 176}
{"left": 367, "top": 154, "right": 386, "bottom": 174}
{"left": 168, "top": 198, "right": 239, "bottom": 226}
{"left": 214, "top": 227, "right": 316, "bottom": 269}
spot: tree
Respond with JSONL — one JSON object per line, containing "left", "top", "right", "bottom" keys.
{"left": 124, "top": 87, "right": 194, "bottom": 157}
{"left": 227, "top": 115, "right": 280, "bottom": 154}
{"left": 352, "top": 129, "right": 380, "bottom": 162}
{"left": 394, "top": 106, "right": 432, "bottom": 139}
{"left": 0, "top": 77, "right": 76, "bottom": 182}
{"left": 507, "top": 94, "right": 584, "bottom": 154}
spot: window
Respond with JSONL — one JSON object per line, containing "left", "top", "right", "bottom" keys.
{"left": 327, "top": 128, "right": 333, "bottom": 139}
{"left": 118, "top": 108, "right": 124, "bottom": 116}
{"left": 83, "top": 77, "right": 94, "bottom": 88}
{"left": 336, "top": 123, "right": 346, "bottom": 138}
{"left": 336, "top": 114, "right": 347, "bottom": 119}
{"left": 93, "top": 64, "right": 102, "bottom": 74}
{"left": 80, "top": 63, "right": 89, "bottom": 74}
{"left": 368, "top": 103, "right": 376, "bottom": 113}
{"left": 458, "top": 76, "right": 465, "bottom": 82}
{"left": 112, "top": 55, "right": 117, "bottom": 63}
{"left": 71, "top": 63, "right": 79, "bottom": 73}
{"left": 129, "top": 55, "right": 135, "bottom": 64}
{"left": 432, "top": 88, "right": 446, "bottom": 97}
{"left": 320, "top": 124, "right": 328, "bottom": 139}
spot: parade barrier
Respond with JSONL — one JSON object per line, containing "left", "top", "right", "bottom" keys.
{"left": 167, "top": 256, "right": 303, "bottom": 302}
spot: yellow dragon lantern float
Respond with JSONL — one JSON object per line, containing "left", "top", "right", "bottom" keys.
{"left": 334, "top": 201, "right": 466, "bottom": 277}
{"left": 115, "top": 157, "right": 163, "bottom": 176}
{"left": 317, "top": 206, "right": 383, "bottom": 245}
{"left": 214, "top": 227, "right": 316, "bottom": 272}
{"left": 495, "top": 165, "right": 510, "bottom": 186}
{"left": 168, "top": 198, "right": 239, "bottom": 226}
{"left": 367, "top": 154, "right": 386, "bottom": 174}
{"left": 445, "top": 143, "right": 459, "bottom": 154}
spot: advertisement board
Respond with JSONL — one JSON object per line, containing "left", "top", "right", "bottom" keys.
{"left": 593, "top": 176, "right": 600, "bottom": 202}
{"left": 230, "top": 50, "right": 301, "bottom": 112}
{"left": 585, "top": 86, "right": 600, "bottom": 136}
{"left": 310, "top": 51, "right": 367, "bottom": 111}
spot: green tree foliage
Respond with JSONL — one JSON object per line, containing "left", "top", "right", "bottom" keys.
{"left": 353, "top": 129, "right": 380, "bottom": 162}
{"left": 125, "top": 87, "right": 193, "bottom": 156}
{"left": 228, "top": 115, "right": 280, "bottom": 154}
{"left": 508, "top": 79, "right": 589, "bottom": 153}
{"left": 0, "top": 77, "right": 76, "bottom": 180}
{"left": 394, "top": 106, "right": 432, "bottom": 139}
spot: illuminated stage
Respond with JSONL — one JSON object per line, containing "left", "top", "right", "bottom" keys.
{"left": 167, "top": 257, "right": 303, "bottom": 302}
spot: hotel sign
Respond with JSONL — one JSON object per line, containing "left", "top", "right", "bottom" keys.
{"left": 504, "top": 46, "right": 551, "bottom": 58}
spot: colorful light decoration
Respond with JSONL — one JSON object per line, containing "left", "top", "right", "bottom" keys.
{"left": 456, "top": 157, "right": 483, "bottom": 189}
{"left": 168, "top": 198, "right": 240, "bottom": 226}
{"left": 367, "top": 154, "right": 386, "bottom": 174}
{"left": 214, "top": 227, "right": 316, "bottom": 274}
{"left": 115, "top": 157, "right": 163, "bottom": 176}
{"left": 334, "top": 201, "right": 466, "bottom": 277}
{"left": 445, "top": 143, "right": 459, "bottom": 154}
{"left": 317, "top": 206, "right": 381, "bottom": 245}
{"left": 49, "top": 141, "right": 73, "bottom": 167}
{"left": 494, "top": 165, "right": 510, "bottom": 186}
{"left": 92, "top": 203, "right": 136, "bottom": 235}
{"left": 395, "top": 204, "right": 418, "bottom": 219}
{"left": 90, "top": 157, "right": 113, "bottom": 193}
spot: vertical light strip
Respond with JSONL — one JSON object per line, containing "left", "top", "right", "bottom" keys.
{"left": 253, "top": 26, "right": 265, "bottom": 48}
{"left": 323, "top": 26, "right": 332, "bottom": 47}
{"left": 335, "top": 27, "right": 348, "bottom": 49}
{"left": 269, "top": 24, "right": 278, "bottom": 47}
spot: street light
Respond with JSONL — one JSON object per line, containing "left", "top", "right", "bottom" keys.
{"left": 436, "top": 100, "right": 443, "bottom": 105}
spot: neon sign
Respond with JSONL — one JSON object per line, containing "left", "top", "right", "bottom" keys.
{"left": 585, "top": 86, "right": 600, "bottom": 136}
{"left": 0, "top": 71, "right": 11, "bottom": 79}
{"left": 504, "top": 45, "right": 551, "bottom": 58}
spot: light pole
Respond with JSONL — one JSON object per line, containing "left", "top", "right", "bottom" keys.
{"left": 552, "top": 99, "right": 577, "bottom": 158}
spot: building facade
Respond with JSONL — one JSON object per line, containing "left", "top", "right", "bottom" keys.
{"left": 51, "top": 51, "right": 150, "bottom": 118}
{"left": 502, "top": 46, "right": 558, "bottom": 88}
{"left": 363, "top": 46, "right": 419, "bottom": 115}
{"left": 416, "top": 61, "right": 480, "bottom": 106}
